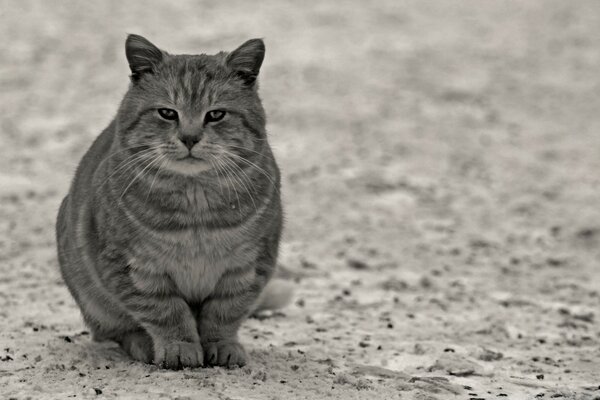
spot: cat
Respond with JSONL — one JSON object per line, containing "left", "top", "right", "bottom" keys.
{"left": 56, "top": 34, "right": 288, "bottom": 369}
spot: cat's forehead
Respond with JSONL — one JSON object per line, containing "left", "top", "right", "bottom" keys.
{"left": 163, "top": 53, "right": 227, "bottom": 76}
{"left": 154, "top": 53, "right": 234, "bottom": 106}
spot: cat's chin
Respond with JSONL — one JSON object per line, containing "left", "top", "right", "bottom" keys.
{"left": 164, "top": 158, "right": 213, "bottom": 176}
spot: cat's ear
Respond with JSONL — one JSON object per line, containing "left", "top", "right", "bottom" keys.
{"left": 226, "top": 39, "right": 265, "bottom": 86}
{"left": 125, "top": 34, "right": 164, "bottom": 81}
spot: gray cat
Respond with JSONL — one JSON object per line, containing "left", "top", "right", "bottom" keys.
{"left": 56, "top": 34, "right": 285, "bottom": 369}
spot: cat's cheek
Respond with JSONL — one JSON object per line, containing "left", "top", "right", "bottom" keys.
{"left": 154, "top": 118, "right": 176, "bottom": 129}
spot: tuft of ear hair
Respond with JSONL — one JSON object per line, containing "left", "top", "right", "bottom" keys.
{"left": 125, "top": 34, "right": 164, "bottom": 81}
{"left": 226, "top": 39, "right": 265, "bottom": 86}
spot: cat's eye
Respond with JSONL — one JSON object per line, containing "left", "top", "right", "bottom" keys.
{"left": 157, "top": 108, "right": 178, "bottom": 121}
{"left": 205, "top": 110, "right": 226, "bottom": 123}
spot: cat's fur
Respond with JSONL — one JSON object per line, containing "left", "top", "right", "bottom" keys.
{"left": 56, "top": 34, "right": 284, "bottom": 369}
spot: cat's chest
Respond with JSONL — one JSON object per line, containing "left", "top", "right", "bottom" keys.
{"left": 167, "top": 256, "right": 224, "bottom": 302}
{"left": 129, "top": 227, "right": 255, "bottom": 302}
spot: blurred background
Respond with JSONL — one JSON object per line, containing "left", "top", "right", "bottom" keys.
{"left": 1, "top": 1, "right": 599, "bottom": 398}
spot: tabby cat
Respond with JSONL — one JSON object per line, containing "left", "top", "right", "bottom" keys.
{"left": 56, "top": 34, "right": 285, "bottom": 369}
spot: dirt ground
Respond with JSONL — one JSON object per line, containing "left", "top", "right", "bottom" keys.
{"left": 1, "top": 1, "right": 600, "bottom": 399}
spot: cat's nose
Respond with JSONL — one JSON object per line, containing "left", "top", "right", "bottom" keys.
{"left": 179, "top": 135, "right": 200, "bottom": 150}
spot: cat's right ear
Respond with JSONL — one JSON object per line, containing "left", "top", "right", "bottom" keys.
{"left": 125, "top": 34, "right": 164, "bottom": 81}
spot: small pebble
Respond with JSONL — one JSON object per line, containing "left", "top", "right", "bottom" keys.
{"left": 347, "top": 258, "right": 369, "bottom": 270}
{"left": 443, "top": 348, "right": 455, "bottom": 353}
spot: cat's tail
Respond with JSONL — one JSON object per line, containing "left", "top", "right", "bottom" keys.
{"left": 253, "top": 278, "right": 294, "bottom": 313}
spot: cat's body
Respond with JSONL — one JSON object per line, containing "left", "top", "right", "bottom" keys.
{"left": 56, "top": 35, "right": 284, "bottom": 369}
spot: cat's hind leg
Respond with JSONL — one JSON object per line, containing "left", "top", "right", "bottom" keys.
{"left": 119, "top": 330, "right": 154, "bottom": 364}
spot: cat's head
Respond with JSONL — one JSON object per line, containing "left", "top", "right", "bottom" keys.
{"left": 116, "top": 34, "right": 267, "bottom": 176}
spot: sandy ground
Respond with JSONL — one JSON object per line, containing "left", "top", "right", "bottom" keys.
{"left": 1, "top": 1, "right": 600, "bottom": 399}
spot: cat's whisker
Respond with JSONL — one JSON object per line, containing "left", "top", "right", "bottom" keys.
{"left": 225, "top": 143, "right": 265, "bottom": 158}
{"left": 99, "top": 152, "right": 153, "bottom": 189}
{"left": 213, "top": 156, "right": 241, "bottom": 212}
{"left": 99, "top": 146, "right": 164, "bottom": 188}
{"left": 209, "top": 155, "right": 231, "bottom": 202}
{"left": 144, "top": 155, "right": 168, "bottom": 205}
{"left": 206, "top": 155, "right": 225, "bottom": 199}
{"left": 96, "top": 142, "right": 162, "bottom": 171}
{"left": 107, "top": 143, "right": 163, "bottom": 168}
{"left": 220, "top": 159, "right": 243, "bottom": 212}
{"left": 119, "top": 154, "right": 165, "bottom": 200}
{"left": 221, "top": 150, "right": 280, "bottom": 195}
{"left": 220, "top": 157, "right": 258, "bottom": 212}
{"left": 101, "top": 155, "right": 154, "bottom": 190}
{"left": 228, "top": 160, "right": 258, "bottom": 209}
{"left": 111, "top": 147, "right": 161, "bottom": 174}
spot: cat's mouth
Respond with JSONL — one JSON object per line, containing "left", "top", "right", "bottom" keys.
{"left": 182, "top": 155, "right": 202, "bottom": 161}
{"left": 175, "top": 153, "right": 205, "bottom": 162}
{"left": 166, "top": 153, "right": 212, "bottom": 175}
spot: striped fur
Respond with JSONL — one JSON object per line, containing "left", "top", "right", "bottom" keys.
{"left": 56, "top": 35, "right": 282, "bottom": 369}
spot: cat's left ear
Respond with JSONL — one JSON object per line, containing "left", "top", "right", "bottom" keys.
{"left": 125, "top": 34, "right": 164, "bottom": 81}
{"left": 226, "top": 39, "right": 265, "bottom": 86}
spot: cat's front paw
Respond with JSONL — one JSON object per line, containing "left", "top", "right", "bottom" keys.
{"left": 154, "top": 341, "right": 204, "bottom": 369}
{"left": 202, "top": 340, "right": 247, "bottom": 368}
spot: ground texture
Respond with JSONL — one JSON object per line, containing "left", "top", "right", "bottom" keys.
{"left": 1, "top": 1, "right": 600, "bottom": 399}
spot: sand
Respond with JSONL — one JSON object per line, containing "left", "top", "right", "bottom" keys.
{"left": 1, "top": 1, "right": 599, "bottom": 399}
